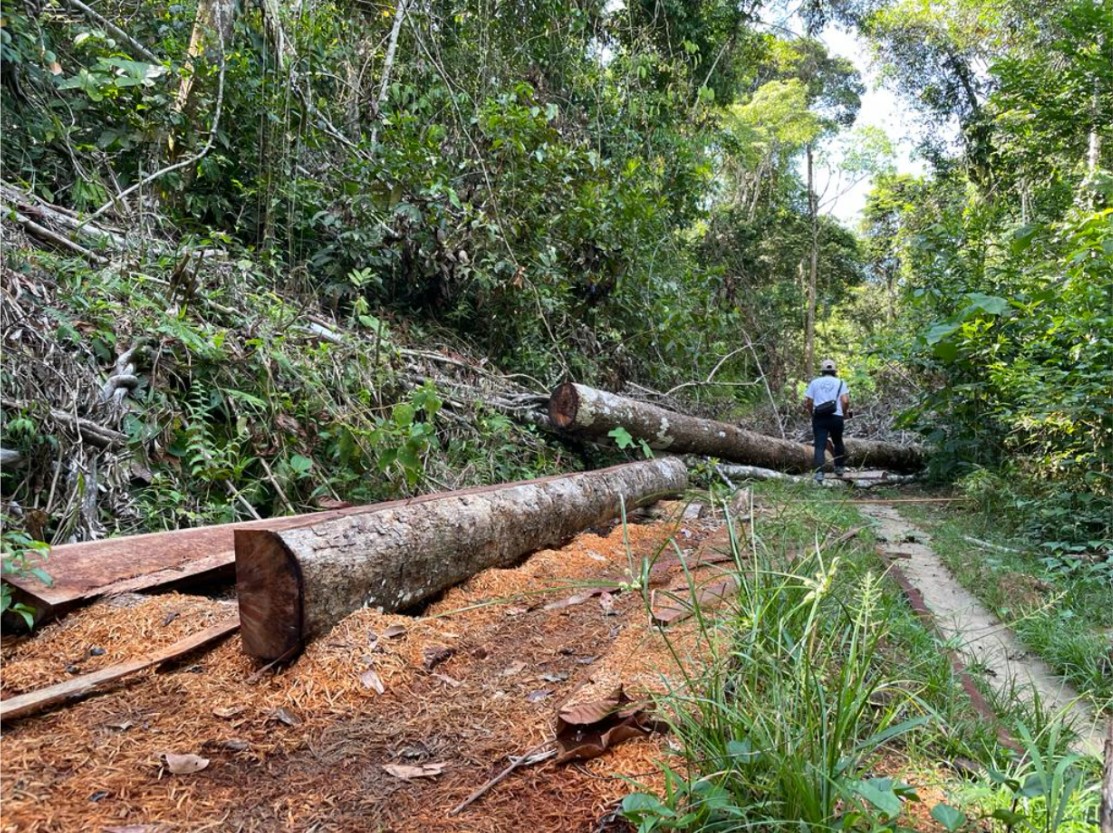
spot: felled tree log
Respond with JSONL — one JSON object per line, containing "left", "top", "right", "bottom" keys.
{"left": 549, "top": 383, "right": 923, "bottom": 473}
{"left": 236, "top": 457, "right": 688, "bottom": 660}
{"left": 843, "top": 438, "right": 923, "bottom": 472}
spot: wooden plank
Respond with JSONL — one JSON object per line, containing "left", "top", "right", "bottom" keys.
{"left": 0, "top": 618, "right": 239, "bottom": 721}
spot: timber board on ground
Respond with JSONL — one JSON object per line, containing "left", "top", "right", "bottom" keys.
{"left": 8, "top": 461, "right": 685, "bottom": 616}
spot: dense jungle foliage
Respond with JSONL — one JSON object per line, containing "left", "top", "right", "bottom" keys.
{"left": 1, "top": 0, "right": 1110, "bottom": 558}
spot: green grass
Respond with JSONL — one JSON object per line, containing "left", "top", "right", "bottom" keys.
{"left": 901, "top": 504, "right": 1113, "bottom": 712}
{"left": 621, "top": 483, "right": 1102, "bottom": 832}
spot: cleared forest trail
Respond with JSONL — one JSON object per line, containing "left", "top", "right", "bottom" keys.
{"left": 859, "top": 503, "right": 1108, "bottom": 757}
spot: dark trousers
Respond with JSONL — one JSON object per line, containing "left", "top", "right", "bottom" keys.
{"left": 812, "top": 414, "right": 845, "bottom": 474}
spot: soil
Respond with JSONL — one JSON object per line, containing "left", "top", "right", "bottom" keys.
{"left": 0, "top": 504, "right": 737, "bottom": 833}
{"left": 6, "top": 496, "right": 1098, "bottom": 832}
{"left": 859, "top": 502, "right": 1108, "bottom": 757}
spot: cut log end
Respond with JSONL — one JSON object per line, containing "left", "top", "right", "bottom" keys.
{"left": 548, "top": 382, "right": 580, "bottom": 429}
{"left": 235, "top": 530, "right": 303, "bottom": 661}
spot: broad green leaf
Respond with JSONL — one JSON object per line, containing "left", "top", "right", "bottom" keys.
{"left": 925, "top": 322, "right": 959, "bottom": 344}
{"left": 930, "top": 803, "right": 966, "bottom": 831}
{"left": 963, "top": 293, "right": 1009, "bottom": 316}
{"left": 851, "top": 779, "right": 902, "bottom": 818}
{"left": 608, "top": 426, "right": 634, "bottom": 450}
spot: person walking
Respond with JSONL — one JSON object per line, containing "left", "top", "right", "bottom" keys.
{"left": 804, "top": 358, "right": 850, "bottom": 484}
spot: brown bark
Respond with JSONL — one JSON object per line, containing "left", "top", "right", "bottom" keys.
{"left": 549, "top": 383, "right": 924, "bottom": 474}
{"left": 236, "top": 458, "right": 689, "bottom": 660}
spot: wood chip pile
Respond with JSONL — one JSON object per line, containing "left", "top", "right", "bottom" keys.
{"left": 1, "top": 504, "right": 744, "bottom": 832}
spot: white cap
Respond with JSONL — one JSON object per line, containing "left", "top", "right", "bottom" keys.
{"left": 820, "top": 358, "right": 837, "bottom": 372}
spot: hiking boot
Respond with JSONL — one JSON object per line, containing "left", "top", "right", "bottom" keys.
{"left": 814, "top": 474, "right": 824, "bottom": 485}
{"left": 834, "top": 467, "right": 846, "bottom": 477}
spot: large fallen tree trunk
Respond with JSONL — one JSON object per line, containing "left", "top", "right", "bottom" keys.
{"left": 549, "top": 383, "right": 923, "bottom": 473}
{"left": 236, "top": 458, "right": 688, "bottom": 660}
{"left": 9, "top": 461, "right": 679, "bottom": 621}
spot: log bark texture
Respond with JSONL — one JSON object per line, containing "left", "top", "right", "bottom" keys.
{"left": 549, "top": 383, "right": 923, "bottom": 473}
{"left": 236, "top": 458, "right": 688, "bottom": 660}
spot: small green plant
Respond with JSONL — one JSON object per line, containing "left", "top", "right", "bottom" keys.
{"left": 940, "top": 706, "right": 1099, "bottom": 833}
{"left": 627, "top": 511, "right": 937, "bottom": 830}
{"left": 369, "top": 382, "right": 443, "bottom": 490}
{"left": 608, "top": 426, "right": 653, "bottom": 459}
{"left": 1, "top": 521, "right": 52, "bottom": 629}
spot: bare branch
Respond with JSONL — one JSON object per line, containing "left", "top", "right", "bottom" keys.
{"left": 61, "top": 0, "right": 161, "bottom": 65}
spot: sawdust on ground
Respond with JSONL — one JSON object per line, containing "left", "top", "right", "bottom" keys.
{"left": 2, "top": 500, "right": 979, "bottom": 833}
{"left": 1, "top": 504, "right": 735, "bottom": 833}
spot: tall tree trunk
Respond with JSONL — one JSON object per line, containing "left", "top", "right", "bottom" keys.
{"left": 173, "top": 0, "right": 235, "bottom": 123}
{"left": 370, "top": 0, "right": 409, "bottom": 149}
{"left": 804, "top": 142, "right": 819, "bottom": 379}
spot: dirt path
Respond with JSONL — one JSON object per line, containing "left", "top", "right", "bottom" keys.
{"left": 859, "top": 503, "right": 1107, "bottom": 757}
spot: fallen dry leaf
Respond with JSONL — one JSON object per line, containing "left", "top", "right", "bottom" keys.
{"left": 104, "top": 826, "right": 169, "bottom": 833}
{"left": 558, "top": 687, "right": 635, "bottom": 726}
{"left": 598, "top": 591, "right": 616, "bottom": 615}
{"left": 422, "top": 645, "right": 455, "bottom": 670}
{"left": 162, "top": 753, "right": 210, "bottom": 775}
{"left": 269, "top": 707, "right": 302, "bottom": 727}
{"left": 433, "top": 673, "right": 462, "bottom": 687}
{"left": 526, "top": 688, "right": 553, "bottom": 703}
{"left": 382, "top": 762, "right": 446, "bottom": 780}
{"left": 221, "top": 739, "right": 250, "bottom": 752}
{"left": 499, "top": 661, "right": 527, "bottom": 677}
{"left": 382, "top": 625, "right": 407, "bottom": 639}
{"left": 542, "top": 591, "right": 597, "bottom": 611}
{"left": 212, "top": 706, "right": 245, "bottom": 719}
{"left": 360, "top": 668, "right": 385, "bottom": 694}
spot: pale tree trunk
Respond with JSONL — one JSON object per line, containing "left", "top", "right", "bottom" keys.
{"left": 236, "top": 458, "right": 688, "bottom": 660}
{"left": 174, "top": 0, "right": 235, "bottom": 120}
{"left": 1088, "top": 29, "right": 1105, "bottom": 175}
{"left": 370, "top": 0, "right": 408, "bottom": 149}
{"left": 804, "top": 142, "right": 819, "bottom": 379}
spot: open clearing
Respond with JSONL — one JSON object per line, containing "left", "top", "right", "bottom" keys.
{"left": 2, "top": 496, "right": 1108, "bottom": 832}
